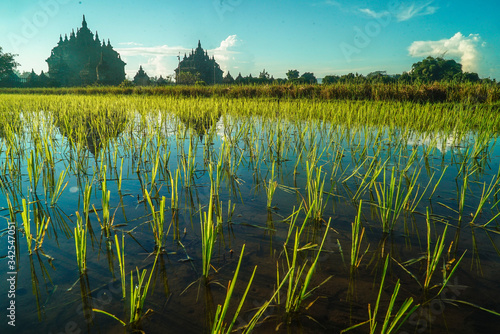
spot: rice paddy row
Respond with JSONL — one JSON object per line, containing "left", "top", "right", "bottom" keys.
{"left": 1, "top": 81, "right": 500, "bottom": 103}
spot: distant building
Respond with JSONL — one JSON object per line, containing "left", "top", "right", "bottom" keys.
{"left": 174, "top": 41, "right": 223, "bottom": 85}
{"left": 133, "top": 66, "right": 150, "bottom": 86}
{"left": 46, "top": 15, "right": 126, "bottom": 86}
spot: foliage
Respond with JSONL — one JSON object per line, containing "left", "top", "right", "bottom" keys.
{"left": 0, "top": 47, "right": 19, "bottom": 85}
{"left": 286, "top": 69, "right": 300, "bottom": 80}
{"left": 299, "top": 72, "right": 317, "bottom": 84}
{"left": 410, "top": 56, "right": 463, "bottom": 82}
{"left": 118, "top": 79, "right": 134, "bottom": 88}
{"left": 177, "top": 71, "right": 201, "bottom": 85}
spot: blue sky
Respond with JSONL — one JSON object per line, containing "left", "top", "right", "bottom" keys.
{"left": 1, "top": 0, "right": 499, "bottom": 80}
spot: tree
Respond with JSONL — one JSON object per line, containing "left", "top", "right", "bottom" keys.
{"left": 156, "top": 75, "right": 173, "bottom": 86}
{"left": 177, "top": 71, "right": 200, "bottom": 85}
{"left": 0, "top": 47, "right": 19, "bottom": 81}
{"left": 323, "top": 75, "right": 340, "bottom": 84}
{"left": 286, "top": 69, "right": 299, "bottom": 81}
{"left": 259, "top": 69, "right": 270, "bottom": 80}
{"left": 453, "top": 72, "right": 480, "bottom": 83}
{"left": 258, "top": 69, "right": 273, "bottom": 84}
{"left": 410, "top": 56, "right": 463, "bottom": 82}
{"left": 300, "top": 72, "right": 317, "bottom": 84}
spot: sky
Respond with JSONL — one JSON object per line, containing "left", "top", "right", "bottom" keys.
{"left": 1, "top": 0, "right": 499, "bottom": 80}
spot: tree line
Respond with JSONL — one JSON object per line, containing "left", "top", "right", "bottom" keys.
{"left": 0, "top": 46, "right": 497, "bottom": 87}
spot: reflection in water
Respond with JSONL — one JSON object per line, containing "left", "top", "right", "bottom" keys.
{"left": 29, "top": 251, "right": 56, "bottom": 321}
{"left": 78, "top": 273, "right": 95, "bottom": 332}
{"left": 178, "top": 111, "right": 221, "bottom": 142}
{"left": 54, "top": 108, "right": 128, "bottom": 158}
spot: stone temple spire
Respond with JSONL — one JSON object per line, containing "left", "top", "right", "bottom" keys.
{"left": 82, "top": 15, "right": 87, "bottom": 28}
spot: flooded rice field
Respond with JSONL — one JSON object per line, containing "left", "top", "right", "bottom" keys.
{"left": 1, "top": 95, "right": 500, "bottom": 333}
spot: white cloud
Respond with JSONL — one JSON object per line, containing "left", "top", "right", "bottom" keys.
{"left": 396, "top": 1, "right": 438, "bottom": 21}
{"left": 116, "top": 35, "right": 239, "bottom": 77}
{"left": 116, "top": 44, "right": 190, "bottom": 58}
{"left": 312, "top": 1, "right": 342, "bottom": 8}
{"left": 118, "top": 42, "right": 143, "bottom": 46}
{"left": 117, "top": 44, "right": 188, "bottom": 77}
{"left": 408, "top": 32, "right": 483, "bottom": 72}
{"left": 322, "top": 0, "right": 341, "bottom": 7}
{"left": 359, "top": 1, "right": 438, "bottom": 22}
{"left": 359, "top": 8, "right": 390, "bottom": 19}
{"left": 209, "top": 35, "right": 239, "bottom": 73}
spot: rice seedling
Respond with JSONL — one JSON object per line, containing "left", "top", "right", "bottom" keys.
{"left": 341, "top": 256, "right": 419, "bottom": 334}
{"left": 265, "top": 161, "right": 278, "bottom": 210}
{"left": 94, "top": 253, "right": 159, "bottom": 327}
{"left": 50, "top": 167, "right": 69, "bottom": 206}
{"left": 278, "top": 217, "right": 332, "bottom": 326}
{"left": 117, "top": 157, "right": 124, "bottom": 192}
{"left": 372, "top": 166, "right": 420, "bottom": 233}
{"left": 422, "top": 208, "right": 466, "bottom": 298}
{"left": 468, "top": 171, "right": 500, "bottom": 227}
{"left": 21, "top": 198, "right": 33, "bottom": 254}
{"left": 170, "top": 168, "right": 180, "bottom": 211}
{"left": 149, "top": 150, "right": 160, "bottom": 194}
{"left": 211, "top": 245, "right": 257, "bottom": 333}
{"left": 27, "top": 149, "right": 41, "bottom": 189}
{"left": 74, "top": 212, "right": 87, "bottom": 274}
{"left": 200, "top": 181, "right": 216, "bottom": 280}
{"left": 350, "top": 201, "right": 369, "bottom": 275}
{"left": 100, "top": 165, "right": 112, "bottom": 238}
{"left": 83, "top": 181, "right": 92, "bottom": 223}
{"left": 305, "top": 160, "right": 327, "bottom": 222}
{"left": 180, "top": 137, "right": 197, "bottom": 187}
{"left": 34, "top": 216, "right": 50, "bottom": 252}
{"left": 144, "top": 191, "right": 166, "bottom": 253}
{"left": 428, "top": 165, "right": 448, "bottom": 200}
{"left": 114, "top": 233, "right": 126, "bottom": 299}
{"left": 394, "top": 208, "right": 466, "bottom": 300}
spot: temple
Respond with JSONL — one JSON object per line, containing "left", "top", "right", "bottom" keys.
{"left": 46, "top": 16, "right": 126, "bottom": 86}
{"left": 175, "top": 41, "right": 223, "bottom": 85}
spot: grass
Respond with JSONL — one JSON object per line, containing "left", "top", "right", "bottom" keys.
{"left": 200, "top": 178, "right": 216, "bottom": 280}
{"left": 115, "top": 233, "right": 126, "bottom": 299}
{"left": 50, "top": 168, "right": 69, "bottom": 206}
{"left": 1, "top": 82, "right": 500, "bottom": 103}
{"left": 74, "top": 211, "right": 87, "bottom": 274}
{"left": 93, "top": 253, "right": 159, "bottom": 328}
{"left": 211, "top": 245, "right": 257, "bottom": 333}
{"left": 394, "top": 208, "right": 466, "bottom": 300}
{"left": 170, "top": 168, "right": 180, "bottom": 211}
{"left": 144, "top": 191, "right": 166, "bottom": 253}
{"left": 265, "top": 161, "right": 277, "bottom": 210}
{"left": 129, "top": 254, "right": 158, "bottom": 324}
{"left": 341, "top": 256, "right": 419, "bottom": 334}
{"left": 372, "top": 166, "right": 420, "bottom": 233}
{"left": 21, "top": 199, "right": 33, "bottom": 254}
{"left": 278, "top": 216, "right": 332, "bottom": 326}
{"left": 305, "top": 161, "right": 327, "bottom": 222}
{"left": 350, "top": 200, "right": 368, "bottom": 275}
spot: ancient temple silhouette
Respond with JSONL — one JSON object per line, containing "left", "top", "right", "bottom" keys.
{"left": 46, "top": 15, "right": 126, "bottom": 86}
{"left": 134, "top": 66, "right": 150, "bottom": 86}
{"left": 175, "top": 41, "right": 223, "bottom": 85}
